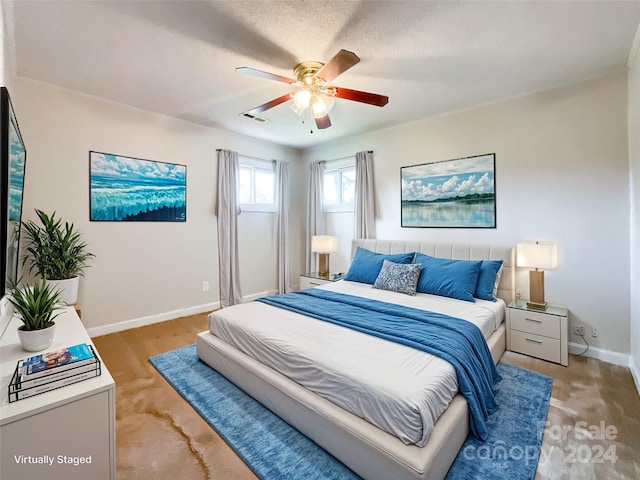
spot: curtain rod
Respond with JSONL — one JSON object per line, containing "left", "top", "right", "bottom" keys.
{"left": 216, "top": 149, "right": 272, "bottom": 163}
{"left": 216, "top": 149, "right": 372, "bottom": 164}
{"left": 323, "top": 151, "right": 373, "bottom": 163}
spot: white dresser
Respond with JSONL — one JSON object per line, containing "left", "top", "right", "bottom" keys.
{"left": 0, "top": 307, "right": 116, "bottom": 479}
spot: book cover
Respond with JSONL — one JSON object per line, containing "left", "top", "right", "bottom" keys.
{"left": 8, "top": 366, "right": 101, "bottom": 403}
{"left": 18, "top": 343, "right": 97, "bottom": 378}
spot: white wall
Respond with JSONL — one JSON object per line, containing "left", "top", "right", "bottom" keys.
{"left": 10, "top": 79, "right": 303, "bottom": 332}
{"left": 628, "top": 28, "right": 640, "bottom": 391}
{"left": 304, "top": 73, "right": 631, "bottom": 359}
{"left": 1, "top": 2, "right": 14, "bottom": 91}
{"left": 1, "top": 1, "right": 16, "bottom": 92}
{"left": 1, "top": 1, "right": 5, "bottom": 85}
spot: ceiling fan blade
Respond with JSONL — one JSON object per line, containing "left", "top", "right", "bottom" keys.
{"left": 334, "top": 87, "right": 389, "bottom": 107}
{"left": 315, "top": 114, "right": 331, "bottom": 130}
{"left": 236, "top": 67, "right": 295, "bottom": 84}
{"left": 245, "top": 93, "right": 292, "bottom": 116}
{"left": 314, "top": 49, "right": 360, "bottom": 83}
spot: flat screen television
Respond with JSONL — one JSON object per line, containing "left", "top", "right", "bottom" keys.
{"left": 1, "top": 87, "right": 27, "bottom": 332}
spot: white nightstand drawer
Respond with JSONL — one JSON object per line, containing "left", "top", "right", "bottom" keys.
{"left": 300, "top": 273, "right": 344, "bottom": 290}
{"left": 300, "top": 277, "right": 330, "bottom": 289}
{"left": 510, "top": 330, "right": 561, "bottom": 364}
{"left": 509, "top": 308, "right": 560, "bottom": 339}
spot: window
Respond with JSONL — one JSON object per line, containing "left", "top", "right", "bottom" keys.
{"left": 238, "top": 157, "right": 275, "bottom": 212}
{"left": 323, "top": 159, "right": 355, "bottom": 212}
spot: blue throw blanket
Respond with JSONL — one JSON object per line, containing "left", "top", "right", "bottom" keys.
{"left": 257, "top": 289, "right": 501, "bottom": 441}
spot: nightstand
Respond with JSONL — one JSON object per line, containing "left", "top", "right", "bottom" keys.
{"left": 506, "top": 300, "right": 569, "bottom": 366}
{"left": 299, "top": 272, "right": 345, "bottom": 289}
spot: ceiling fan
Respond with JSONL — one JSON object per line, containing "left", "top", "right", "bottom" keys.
{"left": 237, "top": 49, "right": 389, "bottom": 130}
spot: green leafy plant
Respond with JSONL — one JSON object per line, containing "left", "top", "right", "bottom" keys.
{"left": 21, "top": 209, "right": 95, "bottom": 280}
{"left": 6, "top": 279, "right": 66, "bottom": 331}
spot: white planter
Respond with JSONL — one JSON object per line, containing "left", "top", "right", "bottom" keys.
{"left": 18, "top": 323, "right": 56, "bottom": 352}
{"left": 47, "top": 276, "right": 79, "bottom": 305}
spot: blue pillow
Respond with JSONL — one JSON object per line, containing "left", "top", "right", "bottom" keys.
{"left": 373, "top": 260, "right": 422, "bottom": 296}
{"left": 475, "top": 260, "right": 504, "bottom": 302}
{"left": 344, "top": 247, "right": 415, "bottom": 285}
{"left": 415, "top": 253, "right": 482, "bottom": 302}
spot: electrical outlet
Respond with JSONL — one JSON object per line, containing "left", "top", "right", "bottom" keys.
{"left": 201, "top": 280, "right": 210, "bottom": 292}
{"left": 574, "top": 325, "right": 585, "bottom": 336}
{"left": 592, "top": 327, "right": 598, "bottom": 338}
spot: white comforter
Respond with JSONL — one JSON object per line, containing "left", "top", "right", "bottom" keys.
{"left": 208, "top": 281, "right": 504, "bottom": 447}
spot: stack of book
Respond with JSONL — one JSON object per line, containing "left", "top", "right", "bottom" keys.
{"left": 8, "top": 343, "right": 102, "bottom": 403}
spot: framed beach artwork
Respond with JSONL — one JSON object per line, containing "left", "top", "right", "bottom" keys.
{"left": 89, "top": 151, "right": 186, "bottom": 222}
{"left": 1, "top": 87, "right": 27, "bottom": 296}
{"left": 401, "top": 153, "right": 496, "bottom": 228}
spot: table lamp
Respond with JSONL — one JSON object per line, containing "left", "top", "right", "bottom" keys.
{"left": 517, "top": 241, "right": 558, "bottom": 310}
{"left": 311, "top": 235, "right": 338, "bottom": 277}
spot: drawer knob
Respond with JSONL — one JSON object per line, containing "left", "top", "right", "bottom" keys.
{"left": 525, "top": 337, "right": 543, "bottom": 344}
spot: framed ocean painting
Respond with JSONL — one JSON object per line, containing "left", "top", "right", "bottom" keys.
{"left": 1, "top": 87, "right": 27, "bottom": 297}
{"left": 89, "top": 151, "right": 186, "bottom": 222}
{"left": 401, "top": 153, "right": 496, "bottom": 228}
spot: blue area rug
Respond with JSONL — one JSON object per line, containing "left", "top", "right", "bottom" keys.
{"left": 150, "top": 345, "right": 552, "bottom": 480}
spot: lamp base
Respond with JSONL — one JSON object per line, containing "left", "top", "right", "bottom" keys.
{"left": 318, "top": 253, "right": 330, "bottom": 277}
{"left": 526, "top": 300, "right": 548, "bottom": 310}
{"left": 528, "top": 269, "right": 547, "bottom": 310}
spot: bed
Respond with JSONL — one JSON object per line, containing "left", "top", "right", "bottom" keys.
{"left": 196, "top": 239, "right": 514, "bottom": 480}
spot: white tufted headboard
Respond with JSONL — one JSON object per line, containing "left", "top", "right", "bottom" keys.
{"left": 351, "top": 239, "right": 515, "bottom": 304}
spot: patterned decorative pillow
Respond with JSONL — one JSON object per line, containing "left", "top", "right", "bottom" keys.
{"left": 373, "top": 260, "right": 422, "bottom": 296}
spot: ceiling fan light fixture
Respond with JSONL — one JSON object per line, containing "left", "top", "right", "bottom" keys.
{"left": 312, "top": 94, "right": 334, "bottom": 118}
{"left": 237, "top": 50, "right": 388, "bottom": 130}
{"left": 292, "top": 84, "right": 312, "bottom": 109}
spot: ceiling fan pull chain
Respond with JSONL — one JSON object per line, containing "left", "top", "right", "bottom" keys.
{"left": 300, "top": 106, "right": 313, "bottom": 133}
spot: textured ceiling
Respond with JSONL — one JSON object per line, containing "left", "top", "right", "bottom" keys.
{"left": 6, "top": 0, "right": 640, "bottom": 149}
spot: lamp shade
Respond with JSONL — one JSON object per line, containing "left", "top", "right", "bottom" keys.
{"left": 517, "top": 242, "right": 558, "bottom": 270}
{"left": 311, "top": 235, "right": 338, "bottom": 253}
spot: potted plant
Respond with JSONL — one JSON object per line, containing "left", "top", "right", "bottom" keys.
{"left": 21, "top": 209, "right": 95, "bottom": 304}
{"left": 7, "top": 279, "right": 65, "bottom": 351}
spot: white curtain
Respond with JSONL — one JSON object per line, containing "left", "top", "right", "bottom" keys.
{"left": 355, "top": 150, "right": 375, "bottom": 239}
{"left": 216, "top": 149, "right": 242, "bottom": 307}
{"left": 275, "top": 160, "right": 291, "bottom": 293}
{"left": 306, "top": 160, "right": 325, "bottom": 272}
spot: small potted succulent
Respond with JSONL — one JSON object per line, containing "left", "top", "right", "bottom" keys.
{"left": 7, "top": 279, "right": 66, "bottom": 351}
{"left": 21, "top": 209, "right": 95, "bottom": 304}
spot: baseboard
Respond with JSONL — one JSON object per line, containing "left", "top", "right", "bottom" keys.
{"left": 86, "top": 290, "right": 275, "bottom": 338}
{"left": 242, "top": 290, "right": 274, "bottom": 302}
{"left": 87, "top": 302, "right": 220, "bottom": 337}
{"left": 630, "top": 355, "right": 640, "bottom": 398}
{"left": 568, "top": 341, "right": 629, "bottom": 366}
